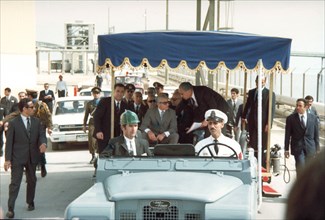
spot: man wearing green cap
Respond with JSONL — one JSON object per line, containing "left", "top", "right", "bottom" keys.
{"left": 101, "top": 110, "right": 152, "bottom": 157}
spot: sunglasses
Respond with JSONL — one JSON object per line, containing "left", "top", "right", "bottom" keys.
{"left": 127, "top": 90, "right": 134, "bottom": 93}
{"left": 147, "top": 100, "right": 155, "bottom": 103}
{"left": 159, "top": 101, "right": 169, "bottom": 105}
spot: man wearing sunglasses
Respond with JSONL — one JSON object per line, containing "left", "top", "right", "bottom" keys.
{"left": 123, "top": 83, "right": 135, "bottom": 105}
{"left": 140, "top": 93, "right": 178, "bottom": 145}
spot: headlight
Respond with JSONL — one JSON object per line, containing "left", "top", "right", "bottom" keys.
{"left": 52, "top": 124, "right": 59, "bottom": 132}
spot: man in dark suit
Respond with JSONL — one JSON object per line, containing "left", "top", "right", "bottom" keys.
{"left": 284, "top": 98, "right": 319, "bottom": 176}
{"left": 140, "top": 93, "right": 179, "bottom": 144}
{"left": 4, "top": 98, "right": 47, "bottom": 218}
{"left": 227, "top": 88, "right": 243, "bottom": 141}
{"left": 101, "top": 110, "right": 152, "bottom": 157}
{"left": 39, "top": 83, "right": 55, "bottom": 113}
{"left": 178, "top": 82, "right": 234, "bottom": 139}
{"left": 127, "top": 91, "right": 148, "bottom": 125}
{"left": 94, "top": 83, "right": 127, "bottom": 154}
{"left": 241, "top": 76, "right": 275, "bottom": 168}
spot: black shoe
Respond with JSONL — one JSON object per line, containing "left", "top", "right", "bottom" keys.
{"left": 27, "top": 202, "right": 35, "bottom": 211}
{"left": 6, "top": 210, "right": 15, "bottom": 218}
{"left": 41, "top": 165, "right": 47, "bottom": 177}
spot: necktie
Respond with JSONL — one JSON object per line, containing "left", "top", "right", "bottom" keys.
{"left": 116, "top": 102, "right": 120, "bottom": 112}
{"left": 300, "top": 115, "right": 306, "bottom": 129}
{"left": 233, "top": 101, "right": 236, "bottom": 111}
{"left": 214, "top": 139, "right": 219, "bottom": 155}
{"left": 27, "top": 117, "right": 31, "bottom": 137}
{"left": 129, "top": 141, "right": 134, "bottom": 156}
{"left": 189, "top": 98, "right": 195, "bottom": 107}
{"left": 135, "top": 105, "right": 139, "bottom": 114}
{"left": 160, "top": 110, "right": 165, "bottom": 120}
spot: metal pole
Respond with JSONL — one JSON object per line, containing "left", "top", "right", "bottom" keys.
{"left": 257, "top": 59, "right": 263, "bottom": 210}
{"left": 196, "top": 0, "right": 201, "bottom": 30}
{"left": 145, "top": 9, "right": 147, "bottom": 31}
{"left": 48, "top": 52, "right": 51, "bottom": 75}
{"left": 166, "top": 0, "right": 169, "bottom": 30}
{"left": 266, "top": 71, "right": 274, "bottom": 173}
{"left": 217, "top": 0, "right": 220, "bottom": 30}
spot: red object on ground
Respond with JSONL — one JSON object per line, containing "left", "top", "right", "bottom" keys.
{"left": 74, "top": 86, "right": 78, "bottom": 96}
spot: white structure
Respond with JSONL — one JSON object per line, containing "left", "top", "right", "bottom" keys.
{"left": 63, "top": 22, "right": 95, "bottom": 74}
{"left": 0, "top": 1, "right": 37, "bottom": 93}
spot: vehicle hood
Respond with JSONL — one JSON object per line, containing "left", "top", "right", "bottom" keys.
{"left": 105, "top": 171, "right": 243, "bottom": 202}
{"left": 52, "top": 113, "right": 84, "bottom": 125}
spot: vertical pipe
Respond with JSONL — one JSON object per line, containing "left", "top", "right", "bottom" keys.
{"left": 266, "top": 71, "right": 274, "bottom": 173}
{"left": 217, "top": 0, "right": 220, "bottom": 30}
{"left": 302, "top": 72, "right": 305, "bottom": 98}
{"left": 48, "top": 52, "right": 51, "bottom": 75}
{"left": 196, "top": 0, "right": 201, "bottom": 30}
{"left": 166, "top": 0, "right": 169, "bottom": 30}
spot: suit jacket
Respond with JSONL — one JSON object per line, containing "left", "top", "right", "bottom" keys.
{"left": 242, "top": 87, "right": 275, "bottom": 131}
{"left": 192, "top": 86, "right": 234, "bottom": 125}
{"left": 102, "top": 135, "right": 152, "bottom": 156}
{"left": 5, "top": 115, "right": 47, "bottom": 165}
{"left": 127, "top": 102, "right": 148, "bottom": 125}
{"left": 285, "top": 112, "right": 319, "bottom": 157}
{"left": 227, "top": 98, "right": 243, "bottom": 124}
{"left": 39, "top": 89, "right": 55, "bottom": 112}
{"left": 140, "top": 107, "right": 177, "bottom": 135}
{"left": 0, "top": 96, "right": 18, "bottom": 115}
{"left": 93, "top": 97, "right": 127, "bottom": 151}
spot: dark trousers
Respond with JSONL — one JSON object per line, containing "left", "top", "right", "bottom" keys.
{"left": 58, "top": 90, "right": 66, "bottom": 97}
{"left": 294, "top": 149, "right": 308, "bottom": 177}
{"left": 249, "top": 128, "right": 268, "bottom": 168}
{"left": 0, "top": 129, "right": 3, "bottom": 153}
{"left": 39, "top": 153, "right": 47, "bottom": 165}
{"left": 8, "top": 162, "right": 37, "bottom": 210}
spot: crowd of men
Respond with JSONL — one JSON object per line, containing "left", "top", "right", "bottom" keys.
{"left": 0, "top": 74, "right": 321, "bottom": 218}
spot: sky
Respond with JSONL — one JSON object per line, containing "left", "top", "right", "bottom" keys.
{"left": 35, "top": 0, "right": 325, "bottom": 54}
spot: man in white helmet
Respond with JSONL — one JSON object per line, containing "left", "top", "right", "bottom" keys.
{"left": 101, "top": 110, "right": 152, "bottom": 157}
{"left": 195, "top": 109, "right": 243, "bottom": 159}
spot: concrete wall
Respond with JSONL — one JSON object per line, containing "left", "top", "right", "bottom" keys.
{"left": 0, "top": 1, "right": 36, "bottom": 96}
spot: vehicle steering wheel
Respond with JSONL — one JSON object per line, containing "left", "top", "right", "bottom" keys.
{"left": 197, "top": 142, "right": 239, "bottom": 159}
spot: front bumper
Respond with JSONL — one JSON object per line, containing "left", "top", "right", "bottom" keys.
{"left": 50, "top": 131, "right": 88, "bottom": 143}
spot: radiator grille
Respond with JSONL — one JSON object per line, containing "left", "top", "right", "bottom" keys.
{"left": 119, "top": 211, "right": 136, "bottom": 220}
{"left": 143, "top": 205, "right": 178, "bottom": 220}
{"left": 185, "top": 213, "right": 201, "bottom": 220}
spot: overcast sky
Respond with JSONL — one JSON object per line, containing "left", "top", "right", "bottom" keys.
{"left": 35, "top": 0, "right": 324, "bottom": 54}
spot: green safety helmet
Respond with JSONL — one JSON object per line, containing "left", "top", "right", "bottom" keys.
{"left": 120, "top": 110, "right": 140, "bottom": 125}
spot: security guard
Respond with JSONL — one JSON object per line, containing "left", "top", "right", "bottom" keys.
{"left": 153, "top": 81, "right": 164, "bottom": 95}
{"left": 83, "top": 87, "right": 101, "bottom": 163}
{"left": 123, "top": 83, "right": 136, "bottom": 105}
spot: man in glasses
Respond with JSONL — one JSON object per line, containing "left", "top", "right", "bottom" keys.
{"left": 140, "top": 93, "right": 178, "bottom": 145}
{"left": 123, "top": 83, "right": 135, "bottom": 105}
{"left": 146, "top": 94, "right": 157, "bottom": 109}
{"left": 4, "top": 98, "right": 47, "bottom": 218}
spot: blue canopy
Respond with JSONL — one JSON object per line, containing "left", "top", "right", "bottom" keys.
{"left": 98, "top": 31, "right": 291, "bottom": 70}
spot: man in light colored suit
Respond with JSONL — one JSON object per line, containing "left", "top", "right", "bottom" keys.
{"left": 285, "top": 98, "right": 319, "bottom": 177}
{"left": 227, "top": 88, "right": 243, "bottom": 141}
{"left": 4, "top": 98, "right": 47, "bottom": 218}
{"left": 140, "top": 93, "right": 179, "bottom": 144}
{"left": 101, "top": 110, "right": 152, "bottom": 157}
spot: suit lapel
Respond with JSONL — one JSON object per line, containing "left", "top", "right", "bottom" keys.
{"left": 119, "top": 136, "right": 128, "bottom": 152}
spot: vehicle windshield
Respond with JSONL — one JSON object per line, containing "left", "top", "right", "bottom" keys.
{"left": 55, "top": 100, "right": 89, "bottom": 115}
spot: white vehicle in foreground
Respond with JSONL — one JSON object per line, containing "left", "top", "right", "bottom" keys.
{"left": 64, "top": 144, "right": 258, "bottom": 219}
{"left": 49, "top": 96, "right": 93, "bottom": 150}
